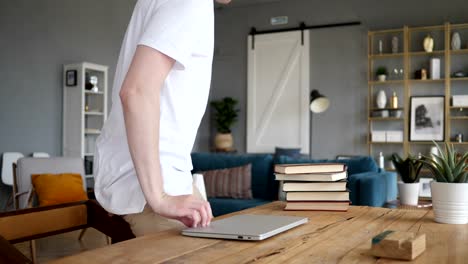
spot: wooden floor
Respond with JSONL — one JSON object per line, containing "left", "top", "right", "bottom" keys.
{"left": 14, "top": 228, "right": 108, "bottom": 263}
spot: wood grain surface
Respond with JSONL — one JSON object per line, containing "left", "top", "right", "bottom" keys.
{"left": 51, "top": 202, "right": 468, "bottom": 264}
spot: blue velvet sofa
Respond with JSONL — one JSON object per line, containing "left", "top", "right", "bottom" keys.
{"left": 191, "top": 153, "right": 397, "bottom": 217}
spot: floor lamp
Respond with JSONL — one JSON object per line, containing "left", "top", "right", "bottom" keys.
{"left": 309, "top": 90, "right": 330, "bottom": 159}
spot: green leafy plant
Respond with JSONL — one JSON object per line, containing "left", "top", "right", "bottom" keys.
{"left": 391, "top": 153, "right": 424, "bottom": 183}
{"left": 376, "top": 67, "right": 388, "bottom": 76}
{"left": 211, "top": 97, "right": 239, "bottom": 134}
{"left": 421, "top": 142, "right": 468, "bottom": 183}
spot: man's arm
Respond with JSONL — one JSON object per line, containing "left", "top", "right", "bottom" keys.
{"left": 119, "top": 45, "right": 212, "bottom": 228}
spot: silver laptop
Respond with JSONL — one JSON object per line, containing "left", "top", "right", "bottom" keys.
{"left": 182, "top": 214, "right": 308, "bottom": 241}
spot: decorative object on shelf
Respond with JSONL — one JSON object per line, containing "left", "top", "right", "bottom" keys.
{"left": 85, "top": 72, "right": 92, "bottom": 90}
{"left": 389, "top": 109, "right": 402, "bottom": 118}
{"left": 378, "top": 152, "right": 385, "bottom": 169}
{"left": 409, "top": 96, "right": 445, "bottom": 141}
{"left": 452, "top": 95, "right": 468, "bottom": 107}
{"left": 421, "top": 69, "right": 427, "bottom": 80}
{"left": 376, "top": 90, "right": 387, "bottom": 109}
{"left": 391, "top": 153, "right": 423, "bottom": 206}
{"left": 211, "top": 97, "right": 239, "bottom": 151}
{"left": 89, "top": 76, "right": 99, "bottom": 93}
{"left": 391, "top": 36, "right": 399, "bottom": 53}
{"left": 308, "top": 90, "right": 330, "bottom": 159}
{"left": 451, "top": 32, "right": 461, "bottom": 50}
{"left": 378, "top": 40, "right": 383, "bottom": 54}
{"left": 421, "top": 142, "right": 468, "bottom": 224}
{"left": 390, "top": 92, "right": 398, "bottom": 109}
{"left": 85, "top": 105, "right": 89, "bottom": 112}
{"left": 386, "top": 130, "right": 403, "bottom": 142}
{"left": 429, "top": 58, "right": 441, "bottom": 80}
{"left": 452, "top": 71, "right": 467, "bottom": 78}
{"left": 455, "top": 132, "right": 463, "bottom": 143}
{"left": 66, "top": 70, "right": 77, "bottom": 87}
{"left": 376, "top": 67, "right": 388, "bottom": 82}
{"left": 371, "top": 110, "right": 389, "bottom": 118}
{"left": 423, "top": 35, "right": 434, "bottom": 52}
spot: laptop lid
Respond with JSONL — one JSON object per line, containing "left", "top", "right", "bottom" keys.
{"left": 181, "top": 214, "right": 308, "bottom": 241}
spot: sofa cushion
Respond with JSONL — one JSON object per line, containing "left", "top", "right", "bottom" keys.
{"left": 208, "top": 198, "right": 271, "bottom": 217}
{"left": 275, "top": 155, "right": 379, "bottom": 175}
{"left": 201, "top": 164, "right": 253, "bottom": 199}
{"left": 191, "top": 153, "right": 275, "bottom": 200}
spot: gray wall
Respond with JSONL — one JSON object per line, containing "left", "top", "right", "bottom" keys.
{"left": 203, "top": 0, "right": 468, "bottom": 157}
{"left": 0, "top": 0, "right": 136, "bottom": 209}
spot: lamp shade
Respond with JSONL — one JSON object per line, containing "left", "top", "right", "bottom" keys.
{"left": 309, "top": 90, "right": 330, "bottom": 113}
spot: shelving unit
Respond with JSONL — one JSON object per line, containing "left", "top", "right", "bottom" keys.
{"left": 368, "top": 23, "right": 468, "bottom": 165}
{"left": 63, "top": 62, "right": 108, "bottom": 185}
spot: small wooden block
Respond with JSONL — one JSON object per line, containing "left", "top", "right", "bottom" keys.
{"left": 371, "top": 230, "right": 426, "bottom": 261}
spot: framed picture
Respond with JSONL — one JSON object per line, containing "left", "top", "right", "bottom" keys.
{"left": 66, "top": 70, "right": 77, "bottom": 86}
{"left": 419, "top": 178, "right": 433, "bottom": 199}
{"left": 409, "top": 96, "right": 445, "bottom": 141}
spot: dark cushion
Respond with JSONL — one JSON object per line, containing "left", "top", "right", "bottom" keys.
{"left": 208, "top": 198, "right": 271, "bottom": 217}
{"left": 274, "top": 147, "right": 301, "bottom": 161}
{"left": 275, "top": 155, "right": 379, "bottom": 175}
{"left": 191, "top": 153, "right": 275, "bottom": 200}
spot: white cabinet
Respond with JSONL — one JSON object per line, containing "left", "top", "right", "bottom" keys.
{"left": 63, "top": 62, "right": 108, "bottom": 180}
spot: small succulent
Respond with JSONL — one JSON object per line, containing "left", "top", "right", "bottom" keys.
{"left": 421, "top": 142, "right": 468, "bottom": 183}
{"left": 391, "top": 153, "right": 424, "bottom": 183}
{"left": 376, "top": 67, "right": 388, "bottom": 76}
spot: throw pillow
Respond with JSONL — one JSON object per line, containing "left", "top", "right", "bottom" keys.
{"left": 201, "top": 164, "right": 253, "bottom": 199}
{"left": 274, "top": 147, "right": 302, "bottom": 161}
{"left": 31, "top": 173, "right": 88, "bottom": 206}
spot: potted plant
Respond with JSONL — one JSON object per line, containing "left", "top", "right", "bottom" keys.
{"left": 376, "top": 67, "right": 388, "bottom": 82}
{"left": 421, "top": 142, "right": 468, "bottom": 224}
{"left": 391, "top": 153, "right": 424, "bottom": 206}
{"left": 211, "top": 97, "right": 239, "bottom": 151}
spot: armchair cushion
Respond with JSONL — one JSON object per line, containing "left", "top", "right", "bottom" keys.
{"left": 201, "top": 164, "right": 253, "bottom": 199}
{"left": 32, "top": 173, "right": 88, "bottom": 206}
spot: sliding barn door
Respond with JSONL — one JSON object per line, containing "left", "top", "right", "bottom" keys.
{"left": 247, "top": 30, "right": 310, "bottom": 153}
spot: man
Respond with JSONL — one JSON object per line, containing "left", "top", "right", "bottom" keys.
{"left": 94, "top": 0, "right": 231, "bottom": 236}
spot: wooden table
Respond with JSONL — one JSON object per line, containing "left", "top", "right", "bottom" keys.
{"left": 51, "top": 202, "right": 468, "bottom": 263}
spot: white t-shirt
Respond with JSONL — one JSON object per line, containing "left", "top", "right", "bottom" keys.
{"left": 94, "top": 0, "right": 214, "bottom": 215}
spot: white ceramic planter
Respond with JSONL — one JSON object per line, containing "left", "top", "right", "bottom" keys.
{"left": 398, "top": 182, "right": 420, "bottom": 206}
{"left": 377, "top": 74, "right": 387, "bottom": 82}
{"left": 431, "top": 182, "right": 468, "bottom": 224}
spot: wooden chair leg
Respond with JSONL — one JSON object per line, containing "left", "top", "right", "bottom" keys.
{"left": 30, "top": 240, "right": 37, "bottom": 264}
{"left": 78, "top": 228, "right": 87, "bottom": 241}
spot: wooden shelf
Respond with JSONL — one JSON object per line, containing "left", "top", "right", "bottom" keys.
{"left": 85, "top": 129, "right": 101, "bottom": 135}
{"left": 409, "top": 141, "right": 441, "bottom": 145}
{"left": 450, "top": 116, "right": 468, "bottom": 120}
{"left": 450, "top": 77, "right": 468, "bottom": 81}
{"left": 450, "top": 106, "right": 468, "bottom": 109}
{"left": 369, "top": 53, "right": 404, "bottom": 59}
{"left": 85, "top": 111, "right": 104, "bottom": 116}
{"left": 370, "top": 108, "right": 404, "bottom": 111}
{"left": 369, "top": 117, "right": 403, "bottom": 121}
{"left": 85, "top": 91, "right": 104, "bottom": 95}
{"left": 450, "top": 49, "right": 468, "bottom": 55}
{"left": 369, "top": 142, "right": 404, "bottom": 145}
{"left": 450, "top": 142, "right": 468, "bottom": 145}
{"left": 368, "top": 80, "right": 404, "bottom": 85}
{"left": 409, "top": 50, "right": 445, "bottom": 56}
{"left": 408, "top": 79, "right": 445, "bottom": 83}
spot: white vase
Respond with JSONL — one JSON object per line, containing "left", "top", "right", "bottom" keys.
{"left": 376, "top": 90, "right": 387, "bottom": 109}
{"left": 423, "top": 35, "right": 434, "bottom": 52}
{"left": 398, "top": 182, "right": 420, "bottom": 206}
{"left": 377, "top": 74, "right": 387, "bottom": 82}
{"left": 452, "top": 32, "right": 461, "bottom": 50}
{"left": 431, "top": 182, "right": 468, "bottom": 224}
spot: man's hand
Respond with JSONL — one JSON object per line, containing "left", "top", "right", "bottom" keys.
{"left": 154, "top": 194, "right": 213, "bottom": 228}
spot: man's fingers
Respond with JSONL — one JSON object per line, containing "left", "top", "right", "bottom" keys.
{"left": 205, "top": 202, "right": 213, "bottom": 225}
{"left": 191, "top": 209, "right": 201, "bottom": 228}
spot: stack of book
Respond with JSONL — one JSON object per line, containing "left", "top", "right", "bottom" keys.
{"left": 274, "top": 163, "right": 350, "bottom": 211}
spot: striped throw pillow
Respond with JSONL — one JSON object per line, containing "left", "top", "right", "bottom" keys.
{"left": 201, "top": 164, "right": 253, "bottom": 199}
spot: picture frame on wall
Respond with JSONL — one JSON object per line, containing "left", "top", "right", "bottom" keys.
{"left": 66, "top": 70, "right": 77, "bottom": 86}
{"left": 409, "top": 96, "right": 445, "bottom": 142}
